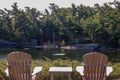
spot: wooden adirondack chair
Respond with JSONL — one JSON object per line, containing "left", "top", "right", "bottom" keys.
{"left": 6, "top": 51, "right": 42, "bottom": 80}
{"left": 82, "top": 52, "right": 108, "bottom": 80}
{"left": 76, "top": 52, "right": 113, "bottom": 80}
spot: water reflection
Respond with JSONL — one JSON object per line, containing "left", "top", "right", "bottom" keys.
{"left": 0, "top": 48, "right": 120, "bottom": 62}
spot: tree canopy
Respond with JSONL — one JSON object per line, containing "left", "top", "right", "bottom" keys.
{"left": 0, "top": 1, "right": 120, "bottom": 48}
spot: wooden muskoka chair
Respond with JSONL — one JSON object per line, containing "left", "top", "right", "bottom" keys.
{"left": 5, "top": 51, "right": 42, "bottom": 80}
{"left": 76, "top": 52, "right": 113, "bottom": 80}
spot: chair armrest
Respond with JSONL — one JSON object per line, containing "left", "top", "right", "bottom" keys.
{"left": 5, "top": 67, "right": 43, "bottom": 76}
{"left": 76, "top": 66, "right": 84, "bottom": 76}
{"left": 5, "top": 68, "right": 9, "bottom": 76}
{"left": 106, "top": 67, "right": 113, "bottom": 76}
{"left": 32, "top": 67, "right": 43, "bottom": 76}
{"left": 76, "top": 66, "right": 113, "bottom": 76}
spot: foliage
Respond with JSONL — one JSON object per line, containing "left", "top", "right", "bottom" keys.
{"left": 0, "top": 1, "right": 120, "bottom": 47}
{"left": 61, "top": 39, "right": 65, "bottom": 46}
{"left": 0, "top": 59, "right": 120, "bottom": 80}
{"left": 0, "top": 48, "right": 120, "bottom": 79}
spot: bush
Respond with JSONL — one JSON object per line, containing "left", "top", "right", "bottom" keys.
{"left": 0, "top": 59, "right": 120, "bottom": 80}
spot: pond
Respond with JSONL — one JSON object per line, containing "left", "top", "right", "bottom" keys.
{"left": 0, "top": 48, "right": 120, "bottom": 62}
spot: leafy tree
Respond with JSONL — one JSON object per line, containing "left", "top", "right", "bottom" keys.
{"left": 0, "top": 1, "right": 120, "bottom": 48}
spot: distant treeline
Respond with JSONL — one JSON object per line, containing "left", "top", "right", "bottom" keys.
{"left": 0, "top": 1, "right": 120, "bottom": 48}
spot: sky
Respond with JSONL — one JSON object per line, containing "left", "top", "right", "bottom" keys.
{"left": 0, "top": 0, "right": 115, "bottom": 12}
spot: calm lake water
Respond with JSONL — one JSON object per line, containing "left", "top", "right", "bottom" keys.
{"left": 0, "top": 48, "right": 120, "bottom": 62}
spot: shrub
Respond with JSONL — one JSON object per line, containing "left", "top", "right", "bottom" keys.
{"left": 0, "top": 59, "right": 120, "bottom": 80}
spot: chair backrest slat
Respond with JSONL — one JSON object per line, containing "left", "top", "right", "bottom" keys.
{"left": 83, "top": 52, "right": 108, "bottom": 80}
{"left": 7, "top": 51, "right": 32, "bottom": 80}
